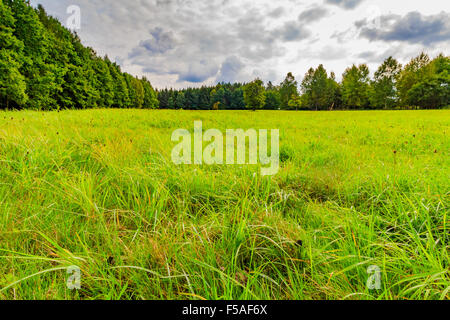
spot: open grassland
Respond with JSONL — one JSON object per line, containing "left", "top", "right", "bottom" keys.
{"left": 0, "top": 109, "right": 448, "bottom": 300}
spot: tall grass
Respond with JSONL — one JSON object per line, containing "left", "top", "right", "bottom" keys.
{"left": 0, "top": 109, "right": 448, "bottom": 300}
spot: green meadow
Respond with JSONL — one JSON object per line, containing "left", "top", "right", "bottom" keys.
{"left": 0, "top": 109, "right": 448, "bottom": 300}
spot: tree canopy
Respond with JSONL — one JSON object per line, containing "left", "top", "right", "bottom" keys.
{"left": 243, "top": 79, "right": 266, "bottom": 111}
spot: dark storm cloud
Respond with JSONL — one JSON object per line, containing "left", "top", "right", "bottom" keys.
{"left": 325, "top": 0, "right": 365, "bottom": 10}
{"left": 357, "top": 11, "right": 450, "bottom": 45}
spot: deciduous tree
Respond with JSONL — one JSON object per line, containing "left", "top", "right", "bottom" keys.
{"left": 243, "top": 79, "right": 266, "bottom": 111}
{"left": 341, "top": 64, "right": 370, "bottom": 109}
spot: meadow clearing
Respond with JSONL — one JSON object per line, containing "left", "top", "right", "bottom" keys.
{"left": 0, "top": 109, "right": 448, "bottom": 300}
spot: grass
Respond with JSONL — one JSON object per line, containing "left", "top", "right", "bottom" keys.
{"left": 0, "top": 109, "right": 448, "bottom": 300}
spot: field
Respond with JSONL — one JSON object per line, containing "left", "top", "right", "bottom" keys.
{"left": 0, "top": 109, "right": 448, "bottom": 300}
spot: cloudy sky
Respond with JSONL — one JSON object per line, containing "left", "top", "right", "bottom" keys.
{"left": 30, "top": 0, "right": 450, "bottom": 89}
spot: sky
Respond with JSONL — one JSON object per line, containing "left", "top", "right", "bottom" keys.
{"left": 30, "top": 0, "right": 450, "bottom": 89}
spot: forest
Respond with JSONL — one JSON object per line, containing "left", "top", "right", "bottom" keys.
{"left": 0, "top": 0, "right": 449, "bottom": 111}
{"left": 0, "top": 0, "right": 159, "bottom": 110}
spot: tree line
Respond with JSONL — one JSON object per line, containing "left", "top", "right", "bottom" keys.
{"left": 160, "top": 53, "right": 449, "bottom": 111}
{"left": 0, "top": 0, "right": 159, "bottom": 110}
{"left": 0, "top": 0, "right": 448, "bottom": 111}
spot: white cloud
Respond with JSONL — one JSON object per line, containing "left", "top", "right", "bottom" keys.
{"left": 30, "top": 0, "right": 450, "bottom": 88}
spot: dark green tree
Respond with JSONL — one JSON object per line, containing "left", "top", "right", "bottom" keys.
{"left": 397, "top": 53, "right": 431, "bottom": 107}
{"left": 142, "top": 77, "right": 159, "bottom": 109}
{"left": 264, "top": 89, "right": 281, "bottom": 110}
{"left": 407, "top": 54, "right": 450, "bottom": 109}
{"left": 175, "top": 91, "right": 185, "bottom": 109}
{"left": 0, "top": 0, "right": 27, "bottom": 108}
